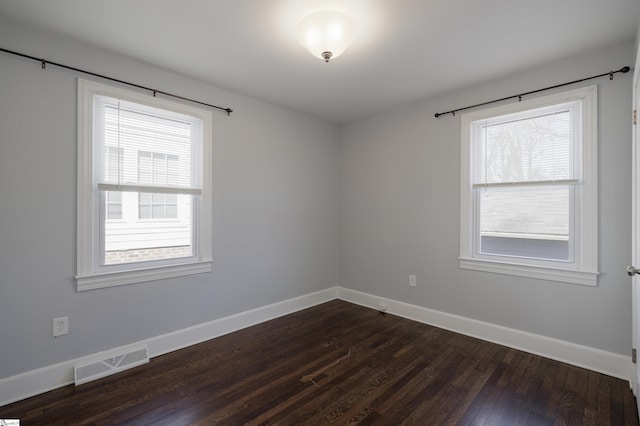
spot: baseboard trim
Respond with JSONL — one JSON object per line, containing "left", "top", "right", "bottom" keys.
{"left": 1, "top": 285, "right": 631, "bottom": 407}
{"left": 0, "top": 287, "right": 338, "bottom": 407}
{"left": 336, "top": 287, "right": 632, "bottom": 382}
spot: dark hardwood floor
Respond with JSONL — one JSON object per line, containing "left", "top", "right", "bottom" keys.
{"left": 1, "top": 300, "right": 637, "bottom": 425}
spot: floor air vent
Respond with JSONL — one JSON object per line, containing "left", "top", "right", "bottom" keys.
{"left": 74, "top": 346, "right": 149, "bottom": 385}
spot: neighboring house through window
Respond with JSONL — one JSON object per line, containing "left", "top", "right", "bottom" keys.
{"left": 77, "top": 79, "right": 213, "bottom": 291}
{"left": 105, "top": 146, "right": 123, "bottom": 220}
{"left": 459, "top": 86, "right": 598, "bottom": 286}
{"left": 138, "top": 151, "right": 179, "bottom": 219}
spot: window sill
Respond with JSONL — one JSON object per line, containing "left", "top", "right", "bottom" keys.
{"left": 459, "top": 257, "right": 598, "bottom": 286}
{"left": 76, "top": 260, "right": 212, "bottom": 291}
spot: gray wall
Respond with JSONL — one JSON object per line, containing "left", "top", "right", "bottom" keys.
{"left": 339, "top": 42, "right": 635, "bottom": 356}
{"left": 0, "top": 20, "right": 339, "bottom": 379}
{"left": 0, "top": 16, "right": 635, "bottom": 383}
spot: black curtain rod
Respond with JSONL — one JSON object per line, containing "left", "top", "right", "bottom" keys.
{"left": 434, "top": 66, "right": 630, "bottom": 118}
{"left": 0, "top": 47, "right": 233, "bottom": 115}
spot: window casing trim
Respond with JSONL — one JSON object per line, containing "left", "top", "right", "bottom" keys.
{"left": 459, "top": 85, "right": 598, "bottom": 286}
{"left": 76, "top": 261, "right": 212, "bottom": 291}
{"left": 77, "top": 79, "right": 213, "bottom": 291}
{"left": 458, "top": 257, "right": 598, "bottom": 286}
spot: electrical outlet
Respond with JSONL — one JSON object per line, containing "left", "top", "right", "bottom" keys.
{"left": 53, "top": 316, "right": 68, "bottom": 337}
{"left": 409, "top": 275, "right": 417, "bottom": 287}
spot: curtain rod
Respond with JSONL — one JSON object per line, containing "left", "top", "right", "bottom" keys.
{"left": 434, "top": 66, "right": 630, "bottom": 118}
{"left": 0, "top": 46, "right": 233, "bottom": 115}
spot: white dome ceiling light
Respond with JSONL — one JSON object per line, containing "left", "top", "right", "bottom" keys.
{"left": 297, "top": 11, "right": 357, "bottom": 63}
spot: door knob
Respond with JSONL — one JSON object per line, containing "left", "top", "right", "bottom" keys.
{"left": 627, "top": 265, "right": 640, "bottom": 276}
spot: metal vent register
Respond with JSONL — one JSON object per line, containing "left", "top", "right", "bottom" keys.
{"left": 74, "top": 347, "right": 149, "bottom": 385}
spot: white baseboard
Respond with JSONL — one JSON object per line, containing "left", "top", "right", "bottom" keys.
{"left": 336, "top": 287, "right": 632, "bottom": 382}
{"left": 1, "top": 285, "right": 631, "bottom": 408}
{"left": 0, "top": 287, "right": 338, "bottom": 407}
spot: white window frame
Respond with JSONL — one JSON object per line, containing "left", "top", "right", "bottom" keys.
{"left": 76, "top": 79, "right": 213, "bottom": 291}
{"left": 459, "top": 85, "right": 598, "bottom": 286}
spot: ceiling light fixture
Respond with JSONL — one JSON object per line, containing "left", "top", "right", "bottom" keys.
{"left": 297, "top": 11, "right": 356, "bottom": 63}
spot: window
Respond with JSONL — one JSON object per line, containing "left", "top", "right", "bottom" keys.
{"left": 106, "top": 191, "right": 123, "bottom": 220}
{"left": 77, "top": 79, "right": 212, "bottom": 291}
{"left": 459, "top": 86, "right": 598, "bottom": 286}
{"left": 138, "top": 152, "right": 180, "bottom": 219}
{"left": 105, "top": 147, "right": 123, "bottom": 220}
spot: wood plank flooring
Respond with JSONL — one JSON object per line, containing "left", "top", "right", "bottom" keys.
{"left": 1, "top": 300, "right": 637, "bottom": 425}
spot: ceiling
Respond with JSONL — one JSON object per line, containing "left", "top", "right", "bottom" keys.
{"left": 0, "top": 0, "right": 638, "bottom": 124}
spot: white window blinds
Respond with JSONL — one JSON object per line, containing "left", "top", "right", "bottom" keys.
{"left": 472, "top": 100, "right": 581, "bottom": 188}
{"left": 95, "top": 95, "right": 203, "bottom": 196}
